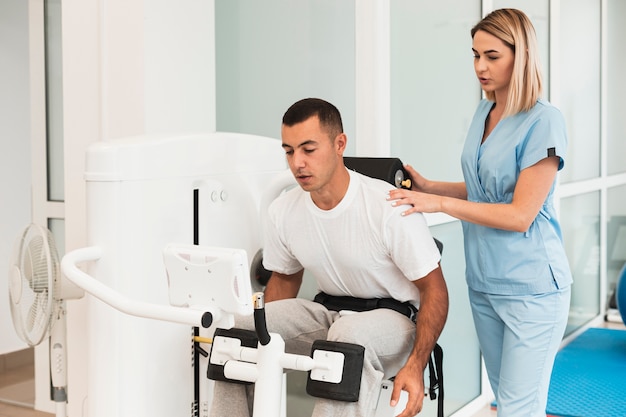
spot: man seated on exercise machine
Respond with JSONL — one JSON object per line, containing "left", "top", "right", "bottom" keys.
{"left": 209, "top": 98, "right": 449, "bottom": 417}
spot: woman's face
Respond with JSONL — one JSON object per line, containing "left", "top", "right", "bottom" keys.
{"left": 472, "top": 30, "right": 515, "bottom": 99}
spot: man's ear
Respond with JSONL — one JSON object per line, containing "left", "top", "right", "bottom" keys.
{"left": 335, "top": 133, "right": 347, "bottom": 155}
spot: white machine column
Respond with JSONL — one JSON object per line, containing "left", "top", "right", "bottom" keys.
{"left": 81, "top": 132, "right": 285, "bottom": 417}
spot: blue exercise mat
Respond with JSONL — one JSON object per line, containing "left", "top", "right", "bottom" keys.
{"left": 546, "top": 327, "right": 626, "bottom": 417}
{"left": 491, "top": 327, "right": 626, "bottom": 416}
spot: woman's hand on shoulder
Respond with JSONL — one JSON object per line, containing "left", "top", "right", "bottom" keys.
{"left": 388, "top": 164, "right": 444, "bottom": 216}
{"left": 387, "top": 189, "right": 443, "bottom": 216}
{"left": 389, "top": 163, "right": 467, "bottom": 216}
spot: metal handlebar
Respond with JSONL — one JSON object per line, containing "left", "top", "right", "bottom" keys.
{"left": 61, "top": 246, "right": 216, "bottom": 328}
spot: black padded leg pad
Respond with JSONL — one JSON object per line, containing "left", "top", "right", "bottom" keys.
{"left": 207, "top": 327, "right": 258, "bottom": 384}
{"left": 306, "top": 340, "right": 365, "bottom": 402}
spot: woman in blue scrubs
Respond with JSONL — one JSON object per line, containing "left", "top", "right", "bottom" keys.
{"left": 388, "top": 8, "right": 572, "bottom": 417}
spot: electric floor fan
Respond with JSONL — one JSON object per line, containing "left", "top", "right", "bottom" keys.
{"left": 7, "top": 223, "right": 81, "bottom": 417}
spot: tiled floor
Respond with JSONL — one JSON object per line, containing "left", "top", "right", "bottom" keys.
{"left": 0, "top": 348, "right": 52, "bottom": 417}
{"left": 0, "top": 319, "right": 623, "bottom": 417}
{"left": 0, "top": 402, "right": 52, "bottom": 417}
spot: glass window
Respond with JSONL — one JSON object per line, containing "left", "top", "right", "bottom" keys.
{"left": 560, "top": 191, "right": 600, "bottom": 335}
{"left": 48, "top": 218, "right": 65, "bottom": 256}
{"left": 429, "top": 222, "right": 481, "bottom": 415}
{"left": 45, "top": 0, "right": 64, "bottom": 201}
{"left": 215, "top": 0, "right": 356, "bottom": 153}
{"left": 606, "top": 0, "right": 626, "bottom": 175}
{"left": 558, "top": 0, "right": 601, "bottom": 183}
{"left": 390, "top": 1, "right": 480, "bottom": 182}
{"left": 607, "top": 185, "right": 626, "bottom": 304}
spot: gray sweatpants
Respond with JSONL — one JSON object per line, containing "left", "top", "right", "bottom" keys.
{"left": 209, "top": 298, "right": 417, "bottom": 417}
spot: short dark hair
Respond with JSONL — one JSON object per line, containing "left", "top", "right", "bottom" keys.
{"left": 282, "top": 98, "right": 343, "bottom": 139}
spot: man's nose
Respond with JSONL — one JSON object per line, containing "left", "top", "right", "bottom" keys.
{"left": 292, "top": 150, "right": 306, "bottom": 168}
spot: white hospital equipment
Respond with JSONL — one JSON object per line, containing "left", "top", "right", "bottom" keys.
{"left": 60, "top": 132, "right": 288, "bottom": 417}
{"left": 55, "top": 132, "right": 441, "bottom": 416}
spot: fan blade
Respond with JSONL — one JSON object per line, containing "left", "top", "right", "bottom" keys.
{"left": 26, "top": 235, "right": 50, "bottom": 293}
{"left": 8, "top": 265, "right": 23, "bottom": 305}
{"left": 26, "top": 291, "right": 51, "bottom": 345}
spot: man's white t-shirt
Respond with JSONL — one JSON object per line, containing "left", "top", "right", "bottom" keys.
{"left": 263, "top": 169, "right": 441, "bottom": 307}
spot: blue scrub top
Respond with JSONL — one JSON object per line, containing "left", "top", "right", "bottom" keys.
{"left": 461, "top": 99, "right": 573, "bottom": 295}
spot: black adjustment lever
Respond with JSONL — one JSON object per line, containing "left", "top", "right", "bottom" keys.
{"left": 253, "top": 292, "right": 271, "bottom": 346}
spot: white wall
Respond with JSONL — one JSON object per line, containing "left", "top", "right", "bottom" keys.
{"left": 0, "top": 0, "right": 32, "bottom": 356}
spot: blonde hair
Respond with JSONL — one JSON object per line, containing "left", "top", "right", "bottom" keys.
{"left": 471, "top": 8, "right": 543, "bottom": 117}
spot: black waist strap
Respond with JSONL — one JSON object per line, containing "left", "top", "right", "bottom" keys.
{"left": 313, "top": 292, "right": 418, "bottom": 323}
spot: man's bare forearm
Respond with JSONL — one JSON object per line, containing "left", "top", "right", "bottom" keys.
{"left": 263, "top": 270, "right": 304, "bottom": 302}
{"left": 409, "top": 265, "right": 449, "bottom": 369}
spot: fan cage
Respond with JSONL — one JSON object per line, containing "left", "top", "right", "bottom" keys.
{"left": 9, "top": 224, "right": 61, "bottom": 346}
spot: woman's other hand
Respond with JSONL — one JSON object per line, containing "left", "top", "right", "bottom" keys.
{"left": 403, "top": 164, "right": 428, "bottom": 192}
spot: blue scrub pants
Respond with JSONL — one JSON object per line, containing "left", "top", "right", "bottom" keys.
{"left": 469, "top": 286, "right": 571, "bottom": 417}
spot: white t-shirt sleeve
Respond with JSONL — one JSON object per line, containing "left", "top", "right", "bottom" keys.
{"left": 262, "top": 198, "right": 303, "bottom": 275}
{"left": 385, "top": 207, "right": 441, "bottom": 281}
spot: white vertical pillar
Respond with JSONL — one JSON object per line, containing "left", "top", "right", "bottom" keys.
{"left": 99, "top": 0, "right": 146, "bottom": 139}
{"left": 144, "top": 1, "right": 216, "bottom": 134}
{"left": 599, "top": 0, "right": 609, "bottom": 316}
{"left": 60, "top": 0, "right": 101, "bottom": 413}
{"left": 355, "top": 0, "right": 390, "bottom": 157}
